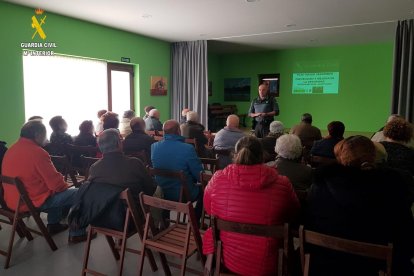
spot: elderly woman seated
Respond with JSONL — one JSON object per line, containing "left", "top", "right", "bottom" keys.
{"left": 203, "top": 136, "right": 299, "bottom": 276}
{"left": 380, "top": 118, "right": 414, "bottom": 175}
{"left": 267, "top": 134, "right": 312, "bottom": 192}
{"left": 261, "top": 120, "right": 284, "bottom": 162}
{"left": 305, "top": 135, "right": 414, "bottom": 276}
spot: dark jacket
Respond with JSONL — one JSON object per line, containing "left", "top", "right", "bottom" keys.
{"left": 0, "top": 141, "right": 7, "bottom": 174}
{"left": 74, "top": 133, "right": 96, "bottom": 147}
{"left": 261, "top": 133, "right": 282, "bottom": 162}
{"left": 381, "top": 141, "right": 414, "bottom": 175}
{"left": 180, "top": 121, "right": 208, "bottom": 156}
{"left": 68, "top": 181, "right": 127, "bottom": 231}
{"left": 123, "top": 130, "right": 155, "bottom": 158}
{"left": 88, "top": 151, "right": 156, "bottom": 200}
{"left": 305, "top": 164, "right": 414, "bottom": 276}
{"left": 310, "top": 137, "right": 342, "bottom": 159}
{"left": 274, "top": 157, "right": 312, "bottom": 191}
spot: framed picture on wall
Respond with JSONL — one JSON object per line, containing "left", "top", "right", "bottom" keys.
{"left": 258, "top": 73, "right": 280, "bottom": 97}
{"left": 224, "top": 78, "right": 251, "bottom": 101}
{"left": 150, "top": 76, "right": 167, "bottom": 96}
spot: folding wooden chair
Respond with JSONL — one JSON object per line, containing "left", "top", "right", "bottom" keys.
{"left": 82, "top": 189, "right": 158, "bottom": 276}
{"left": 65, "top": 144, "right": 98, "bottom": 173}
{"left": 138, "top": 193, "right": 206, "bottom": 276}
{"left": 199, "top": 172, "right": 212, "bottom": 230}
{"left": 80, "top": 156, "right": 100, "bottom": 180}
{"left": 0, "top": 175, "right": 58, "bottom": 269}
{"left": 199, "top": 158, "right": 219, "bottom": 174}
{"left": 147, "top": 167, "right": 192, "bottom": 223}
{"left": 204, "top": 216, "right": 289, "bottom": 276}
{"left": 50, "top": 155, "right": 83, "bottom": 187}
{"left": 298, "top": 225, "right": 393, "bottom": 276}
{"left": 124, "top": 150, "right": 150, "bottom": 167}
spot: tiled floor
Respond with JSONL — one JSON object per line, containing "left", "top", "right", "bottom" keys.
{"left": 0, "top": 215, "right": 204, "bottom": 276}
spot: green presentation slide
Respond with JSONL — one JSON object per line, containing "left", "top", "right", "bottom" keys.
{"left": 292, "top": 72, "right": 339, "bottom": 94}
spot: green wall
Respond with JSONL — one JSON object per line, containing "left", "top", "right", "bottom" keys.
{"left": 0, "top": 2, "right": 171, "bottom": 145}
{"left": 210, "top": 43, "right": 394, "bottom": 133}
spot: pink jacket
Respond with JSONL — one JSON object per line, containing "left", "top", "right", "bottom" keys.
{"left": 203, "top": 164, "right": 299, "bottom": 276}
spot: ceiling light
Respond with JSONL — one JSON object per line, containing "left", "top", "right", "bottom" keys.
{"left": 285, "top": 24, "right": 296, "bottom": 28}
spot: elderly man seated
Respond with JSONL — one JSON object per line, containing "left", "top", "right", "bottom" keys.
{"left": 72, "top": 129, "right": 157, "bottom": 231}
{"left": 123, "top": 117, "right": 155, "bottom": 160}
{"left": 2, "top": 121, "right": 87, "bottom": 243}
{"left": 151, "top": 120, "right": 203, "bottom": 220}
{"left": 145, "top": 109, "right": 162, "bottom": 131}
{"left": 180, "top": 111, "right": 208, "bottom": 156}
{"left": 261, "top": 121, "right": 284, "bottom": 162}
{"left": 213, "top": 114, "right": 246, "bottom": 168}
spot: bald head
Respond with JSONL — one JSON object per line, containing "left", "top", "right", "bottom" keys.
{"left": 130, "top": 117, "right": 145, "bottom": 132}
{"left": 149, "top": 109, "right": 160, "bottom": 119}
{"left": 226, "top": 115, "right": 240, "bottom": 128}
{"left": 163, "top": 120, "right": 181, "bottom": 135}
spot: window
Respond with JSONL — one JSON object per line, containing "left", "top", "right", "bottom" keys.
{"left": 22, "top": 55, "right": 135, "bottom": 136}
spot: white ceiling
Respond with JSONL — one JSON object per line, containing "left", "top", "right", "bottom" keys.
{"left": 7, "top": 0, "right": 414, "bottom": 53}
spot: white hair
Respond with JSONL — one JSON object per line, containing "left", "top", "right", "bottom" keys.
{"left": 275, "top": 134, "right": 302, "bottom": 160}
{"left": 149, "top": 109, "right": 159, "bottom": 118}
{"left": 186, "top": 111, "right": 198, "bottom": 122}
{"left": 269, "top": 121, "right": 284, "bottom": 134}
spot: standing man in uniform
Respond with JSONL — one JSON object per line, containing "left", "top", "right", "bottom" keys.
{"left": 248, "top": 83, "right": 279, "bottom": 138}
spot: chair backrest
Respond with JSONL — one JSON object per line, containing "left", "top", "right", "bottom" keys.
{"left": 199, "top": 172, "right": 212, "bottom": 191}
{"left": 50, "top": 155, "right": 79, "bottom": 186}
{"left": 65, "top": 144, "right": 98, "bottom": 159}
{"left": 298, "top": 225, "right": 393, "bottom": 276}
{"left": 0, "top": 175, "right": 37, "bottom": 212}
{"left": 119, "top": 189, "right": 146, "bottom": 237}
{"left": 211, "top": 216, "right": 289, "bottom": 276}
{"left": 199, "top": 158, "right": 219, "bottom": 174}
{"left": 124, "top": 150, "right": 150, "bottom": 167}
{"left": 147, "top": 167, "right": 189, "bottom": 203}
{"left": 80, "top": 156, "right": 100, "bottom": 180}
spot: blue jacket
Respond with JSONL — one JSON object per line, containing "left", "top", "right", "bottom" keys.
{"left": 151, "top": 134, "right": 202, "bottom": 201}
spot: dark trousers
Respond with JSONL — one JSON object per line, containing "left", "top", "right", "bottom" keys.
{"left": 254, "top": 121, "right": 271, "bottom": 138}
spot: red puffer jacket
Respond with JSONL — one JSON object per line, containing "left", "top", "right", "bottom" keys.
{"left": 203, "top": 164, "right": 300, "bottom": 276}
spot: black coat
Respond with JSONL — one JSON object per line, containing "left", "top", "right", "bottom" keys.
{"left": 304, "top": 164, "right": 414, "bottom": 276}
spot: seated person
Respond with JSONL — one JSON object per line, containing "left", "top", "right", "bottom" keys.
{"left": 180, "top": 108, "right": 190, "bottom": 124}
{"left": 261, "top": 120, "right": 284, "bottom": 162}
{"left": 151, "top": 120, "right": 203, "bottom": 219}
{"left": 311, "top": 121, "right": 345, "bottom": 159}
{"left": 203, "top": 136, "right": 300, "bottom": 276}
{"left": 290, "top": 113, "right": 322, "bottom": 151}
{"left": 2, "top": 121, "right": 87, "bottom": 243}
{"left": 123, "top": 117, "right": 155, "bottom": 161}
{"left": 74, "top": 120, "right": 96, "bottom": 147}
{"left": 28, "top": 115, "right": 43, "bottom": 122}
{"left": 270, "top": 134, "right": 312, "bottom": 192}
{"left": 95, "top": 109, "right": 107, "bottom": 136}
{"left": 213, "top": 115, "right": 246, "bottom": 168}
{"left": 145, "top": 109, "right": 162, "bottom": 131}
{"left": 143, "top": 105, "right": 155, "bottom": 120}
{"left": 81, "top": 129, "right": 157, "bottom": 230}
{"left": 305, "top": 136, "right": 414, "bottom": 275}
{"left": 380, "top": 118, "right": 414, "bottom": 175}
{"left": 371, "top": 114, "right": 402, "bottom": 142}
{"left": 48, "top": 115, "right": 73, "bottom": 155}
{"left": 102, "top": 111, "right": 120, "bottom": 131}
{"left": 180, "top": 111, "right": 208, "bottom": 156}
{"left": 119, "top": 110, "right": 135, "bottom": 138}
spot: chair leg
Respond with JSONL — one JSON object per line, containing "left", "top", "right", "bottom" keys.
{"left": 117, "top": 235, "right": 128, "bottom": 276}
{"left": 32, "top": 212, "right": 57, "bottom": 251}
{"left": 81, "top": 228, "right": 94, "bottom": 276}
{"left": 17, "top": 220, "right": 33, "bottom": 241}
{"left": 105, "top": 235, "right": 120, "bottom": 260}
{"left": 4, "top": 217, "right": 19, "bottom": 269}
{"left": 137, "top": 244, "right": 146, "bottom": 276}
{"left": 146, "top": 249, "right": 158, "bottom": 272}
{"left": 159, "top": 252, "right": 171, "bottom": 276}
{"left": 180, "top": 255, "right": 188, "bottom": 276}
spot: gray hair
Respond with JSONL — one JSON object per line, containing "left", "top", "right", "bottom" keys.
{"left": 275, "top": 134, "right": 302, "bottom": 160}
{"left": 186, "top": 111, "right": 198, "bottom": 122}
{"left": 269, "top": 121, "right": 284, "bottom": 134}
{"left": 98, "top": 129, "right": 121, "bottom": 153}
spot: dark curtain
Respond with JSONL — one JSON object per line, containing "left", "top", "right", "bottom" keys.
{"left": 171, "top": 40, "right": 208, "bottom": 128}
{"left": 392, "top": 20, "right": 414, "bottom": 123}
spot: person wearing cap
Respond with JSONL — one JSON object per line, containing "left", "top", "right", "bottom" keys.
{"left": 261, "top": 121, "right": 284, "bottom": 162}
{"left": 248, "top": 84, "right": 279, "bottom": 138}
